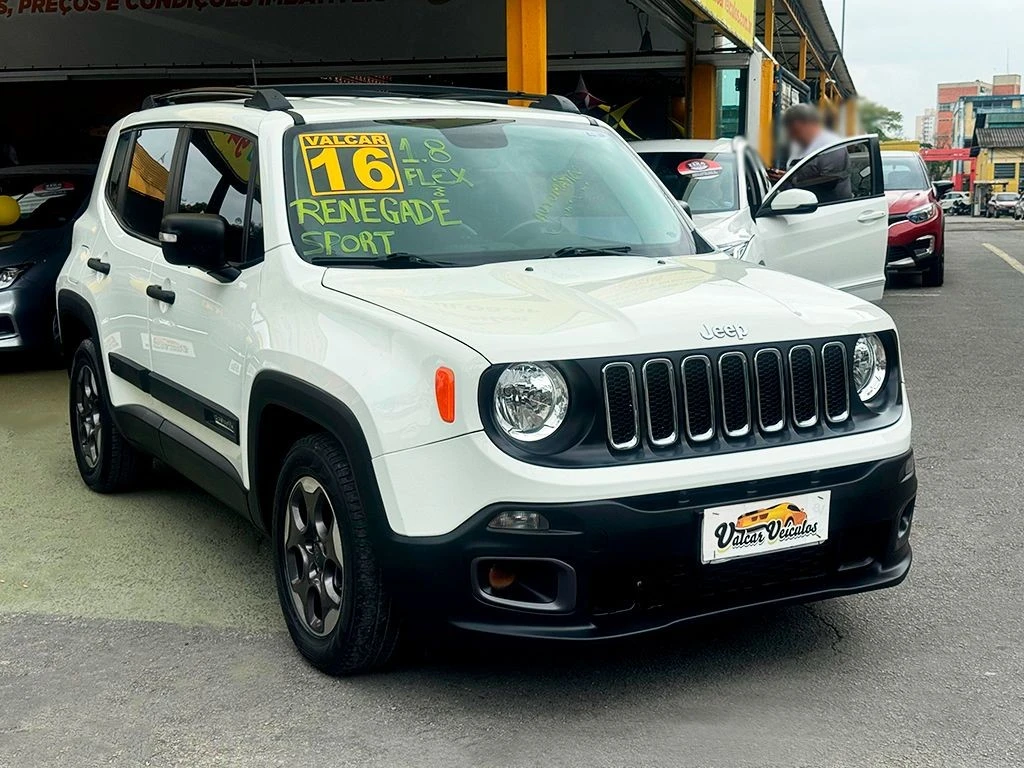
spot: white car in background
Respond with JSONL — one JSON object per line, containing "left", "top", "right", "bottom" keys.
{"left": 634, "top": 136, "right": 889, "bottom": 301}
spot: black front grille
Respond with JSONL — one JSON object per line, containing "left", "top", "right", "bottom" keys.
{"left": 681, "top": 356, "right": 714, "bottom": 441}
{"left": 601, "top": 363, "right": 639, "bottom": 450}
{"left": 718, "top": 352, "right": 751, "bottom": 437}
{"left": 641, "top": 360, "right": 677, "bottom": 446}
{"left": 822, "top": 342, "right": 850, "bottom": 422}
{"left": 788, "top": 346, "right": 818, "bottom": 428}
{"left": 754, "top": 349, "right": 785, "bottom": 432}
{"left": 600, "top": 339, "right": 857, "bottom": 453}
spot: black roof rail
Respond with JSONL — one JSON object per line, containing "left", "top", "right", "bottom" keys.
{"left": 140, "top": 83, "right": 579, "bottom": 120}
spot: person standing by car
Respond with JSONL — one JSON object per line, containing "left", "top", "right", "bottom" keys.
{"left": 768, "top": 104, "right": 852, "bottom": 204}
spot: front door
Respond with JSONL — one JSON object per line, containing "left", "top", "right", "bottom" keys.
{"left": 754, "top": 136, "right": 887, "bottom": 300}
{"left": 146, "top": 126, "right": 262, "bottom": 473}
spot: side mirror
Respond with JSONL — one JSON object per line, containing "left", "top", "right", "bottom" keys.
{"left": 933, "top": 180, "right": 953, "bottom": 199}
{"left": 761, "top": 188, "right": 819, "bottom": 217}
{"left": 678, "top": 200, "right": 693, "bottom": 218}
{"left": 159, "top": 213, "right": 238, "bottom": 283}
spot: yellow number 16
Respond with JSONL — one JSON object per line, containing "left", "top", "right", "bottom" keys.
{"left": 308, "top": 146, "right": 399, "bottom": 193}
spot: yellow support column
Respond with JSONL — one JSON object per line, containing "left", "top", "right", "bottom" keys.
{"left": 845, "top": 97, "right": 859, "bottom": 136}
{"left": 759, "top": 0, "right": 776, "bottom": 163}
{"left": 691, "top": 63, "right": 717, "bottom": 139}
{"left": 798, "top": 35, "right": 807, "bottom": 81}
{"left": 507, "top": 0, "right": 547, "bottom": 94}
{"left": 759, "top": 58, "right": 776, "bottom": 163}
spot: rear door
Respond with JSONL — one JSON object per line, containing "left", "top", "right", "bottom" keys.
{"left": 94, "top": 126, "right": 179, "bottom": 405}
{"left": 754, "top": 136, "right": 887, "bottom": 300}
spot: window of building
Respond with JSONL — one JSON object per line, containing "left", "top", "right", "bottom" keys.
{"left": 994, "top": 162, "right": 1017, "bottom": 179}
{"left": 120, "top": 127, "right": 178, "bottom": 240}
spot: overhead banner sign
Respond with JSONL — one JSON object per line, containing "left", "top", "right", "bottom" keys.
{"left": 686, "top": 0, "right": 755, "bottom": 48}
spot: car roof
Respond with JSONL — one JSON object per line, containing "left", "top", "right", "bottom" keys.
{"left": 124, "top": 96, "right": 594, "bottom": 134}
{"left": 880, "top": 151, "right": 921, "bottom": 158}
{"left": 0, "top": 164, "right": 97, "bottom": 177}
{"left": 631, "top": 138, "right": 738, "bottom": 154}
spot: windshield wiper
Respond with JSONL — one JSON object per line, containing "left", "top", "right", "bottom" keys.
{"left": 310, "top": 252, "right": 451, "bottom": 269}
{"left": 545, "top": 245, "right": 633, "bottom": 259}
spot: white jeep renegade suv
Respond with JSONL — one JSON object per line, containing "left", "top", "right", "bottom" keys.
{"left": 56, "top": 85, "right": 915, "bottom": 675}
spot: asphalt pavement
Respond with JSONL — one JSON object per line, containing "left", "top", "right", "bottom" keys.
{"left": 2, "top": 217, "right": 1023, "bottom": 767}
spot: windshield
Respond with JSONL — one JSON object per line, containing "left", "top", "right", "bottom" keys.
{"left": 881, "top": 157, "right": 929, "bottom": 191}
{"left": 0, "top": 173, "right": 93, "bottom": 232}
{"left": 285, "top": 119, "right": 697, "bottom": 266}
{"left": 636, "top": 151, "right": 740, "bottom": 214}
{"left": 995, "top": 193, "right": 1018, "bottom": 201}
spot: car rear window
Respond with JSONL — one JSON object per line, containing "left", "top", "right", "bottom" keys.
{"left": 882, "top": 158, "right": 929, "bottom": 191}
{"left": 636, "top": 151, "right": 740, "bottom": 214}
{"left": 0, "top": 173, "right": 93, "bottom": 231}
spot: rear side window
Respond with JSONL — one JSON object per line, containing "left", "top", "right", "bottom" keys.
{"left": 105, "top": 132, "right": 131, "bottom": 208}
{"left": 176, "top": 128, "right": 258, "bottom": 265}
{"left": 120, "top": 127, "right": 178, "bottom": 240}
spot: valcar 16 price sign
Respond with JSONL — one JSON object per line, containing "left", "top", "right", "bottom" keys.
{"left": 300, "top": 133, "right": 404, "bottom": 197}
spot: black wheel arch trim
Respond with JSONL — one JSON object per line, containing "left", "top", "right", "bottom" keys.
{"left": 57, "top": 289, "right": 101, "bottom": 364}
{"left": 247, "top": 371, "right": 391, "bottom": 541}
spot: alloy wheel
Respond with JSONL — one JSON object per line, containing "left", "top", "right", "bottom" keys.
{"left": 283, "top": 476, "right": 345, "bottom": 637}
{"left": 74, "top": 364, "right": 103, "bottom": 470}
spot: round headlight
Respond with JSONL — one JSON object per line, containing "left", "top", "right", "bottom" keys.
{"left": 493, "top": 362, "right": 569, "bottom": 442}
{"left": 852, "top": 334, "right": 887, "bottom": 402}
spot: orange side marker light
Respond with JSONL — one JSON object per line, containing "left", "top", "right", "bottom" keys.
{"left": 435, "top": 366, "right": 456, "bottom": 423}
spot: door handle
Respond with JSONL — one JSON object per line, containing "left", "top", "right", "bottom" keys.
{"left": 86, "top": 257, "right": 111, "bottom": 275}
{"left": 857, "top": 211, "right": 887, "bottom": 223}
{"left": 146, "top": 285, "right": 176, "bottom": 305}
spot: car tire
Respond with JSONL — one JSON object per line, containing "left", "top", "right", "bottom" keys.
{"left": 69, "top": 338, "right": 151, "bottom": 492}
{"left": 922, "top": 254, "right": 945, "bottom": 287}
{"left": 272, "top": 432, "right": 402, "bottom": 676}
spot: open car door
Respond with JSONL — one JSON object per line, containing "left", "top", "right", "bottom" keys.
{"left": 753, "top": 135, "right": 887, "bottom": 301}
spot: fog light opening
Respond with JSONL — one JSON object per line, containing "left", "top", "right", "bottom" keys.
{"left": 488, "top": 564, "right": 517, "bottom": 591}
{"left": 897, "top": 502, "right": 914, "bottom": 543}
{"left": 488, "top": 510, "right": 550, "bottom": 531}
{"left": 472, "top": 557, "right": 577, "bottom": 613}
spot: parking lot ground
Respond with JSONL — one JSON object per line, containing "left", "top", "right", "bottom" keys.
{"left": 2, "top": 217, "right": 1024, "bottom": 767}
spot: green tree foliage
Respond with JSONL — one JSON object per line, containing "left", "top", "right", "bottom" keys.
{"left": 859, "top": 100, "right": 904, "bottom": 140}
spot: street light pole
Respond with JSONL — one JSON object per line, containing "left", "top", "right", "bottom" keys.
{"left": 840, "top": 0, "right": 846, "bottom": 52}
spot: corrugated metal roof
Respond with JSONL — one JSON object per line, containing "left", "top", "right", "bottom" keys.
{"left": 976, "top": 127, "right": 1024, "bottom": 148}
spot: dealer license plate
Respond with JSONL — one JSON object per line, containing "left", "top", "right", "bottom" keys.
{"left": 700, "top": 491, "right": 831, "bottom": 565}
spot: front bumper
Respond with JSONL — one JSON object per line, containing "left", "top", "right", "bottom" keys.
{"left": 886, "top": 218, "right": 942, "bottom": 274}
{"left": 0, "top": 281, "right": 55, "bottom": 352}
{"left": 379, "top": 450, "right": 916, "bottom": 640}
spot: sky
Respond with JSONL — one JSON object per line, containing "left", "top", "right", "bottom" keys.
{"left": 820, "top": 0, "right": 1024, "bottom": 136}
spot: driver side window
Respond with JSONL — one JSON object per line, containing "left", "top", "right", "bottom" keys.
{"left": 175, "top": 127, "right": 260, "bottom": 266}
{"left": 780, "top": 139, "right": 878, "bottom": 206}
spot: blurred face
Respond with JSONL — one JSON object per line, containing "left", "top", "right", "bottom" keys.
{"left": 787, "top": 118, "right": 820, "bottom": 148}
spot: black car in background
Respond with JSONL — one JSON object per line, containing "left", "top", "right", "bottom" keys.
{"left": 0, "top": 165, "right": 95, "bottom": 358}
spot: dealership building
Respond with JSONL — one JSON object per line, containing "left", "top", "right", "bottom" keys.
{"left": 0, "top": 0, "right": 856, "bottom": 166}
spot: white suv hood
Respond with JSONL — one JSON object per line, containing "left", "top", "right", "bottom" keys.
{"left": 321, "top": 255, "right": 892, "bottom": 363}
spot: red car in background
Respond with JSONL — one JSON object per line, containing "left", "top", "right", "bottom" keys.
{"left": 882, "top": 151, "right": 951, "bottom": 287}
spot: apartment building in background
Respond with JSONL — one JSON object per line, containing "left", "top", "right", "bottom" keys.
{"left": 935, "top": 75, "right": 1022, "bottom": 147}
{"left": 915, "top": 108, "right": 936, "bottom": 145}
{"left": 936, "top": 81, "right": 991, "bottom": 147}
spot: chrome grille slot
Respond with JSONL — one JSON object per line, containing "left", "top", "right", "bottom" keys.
{"left": 641, "top": 359, "right": 678, "bottom": 447}
{"left": 789, "top": 345, "right": 819, "bottom": 428}
{"left": 717, "top": 351, "right": 752, "bottom": 438}
{"left": 822, "top": 342, "right": 850, "bottom": 423}
{"left": 680, "top": 355, "right": 715, "bottom": 442}
{"left": 753, "top": 348, "right": 785, "bottom": 433}
{"left": 602, "top": 362, "right": 639, "bottom": 450}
